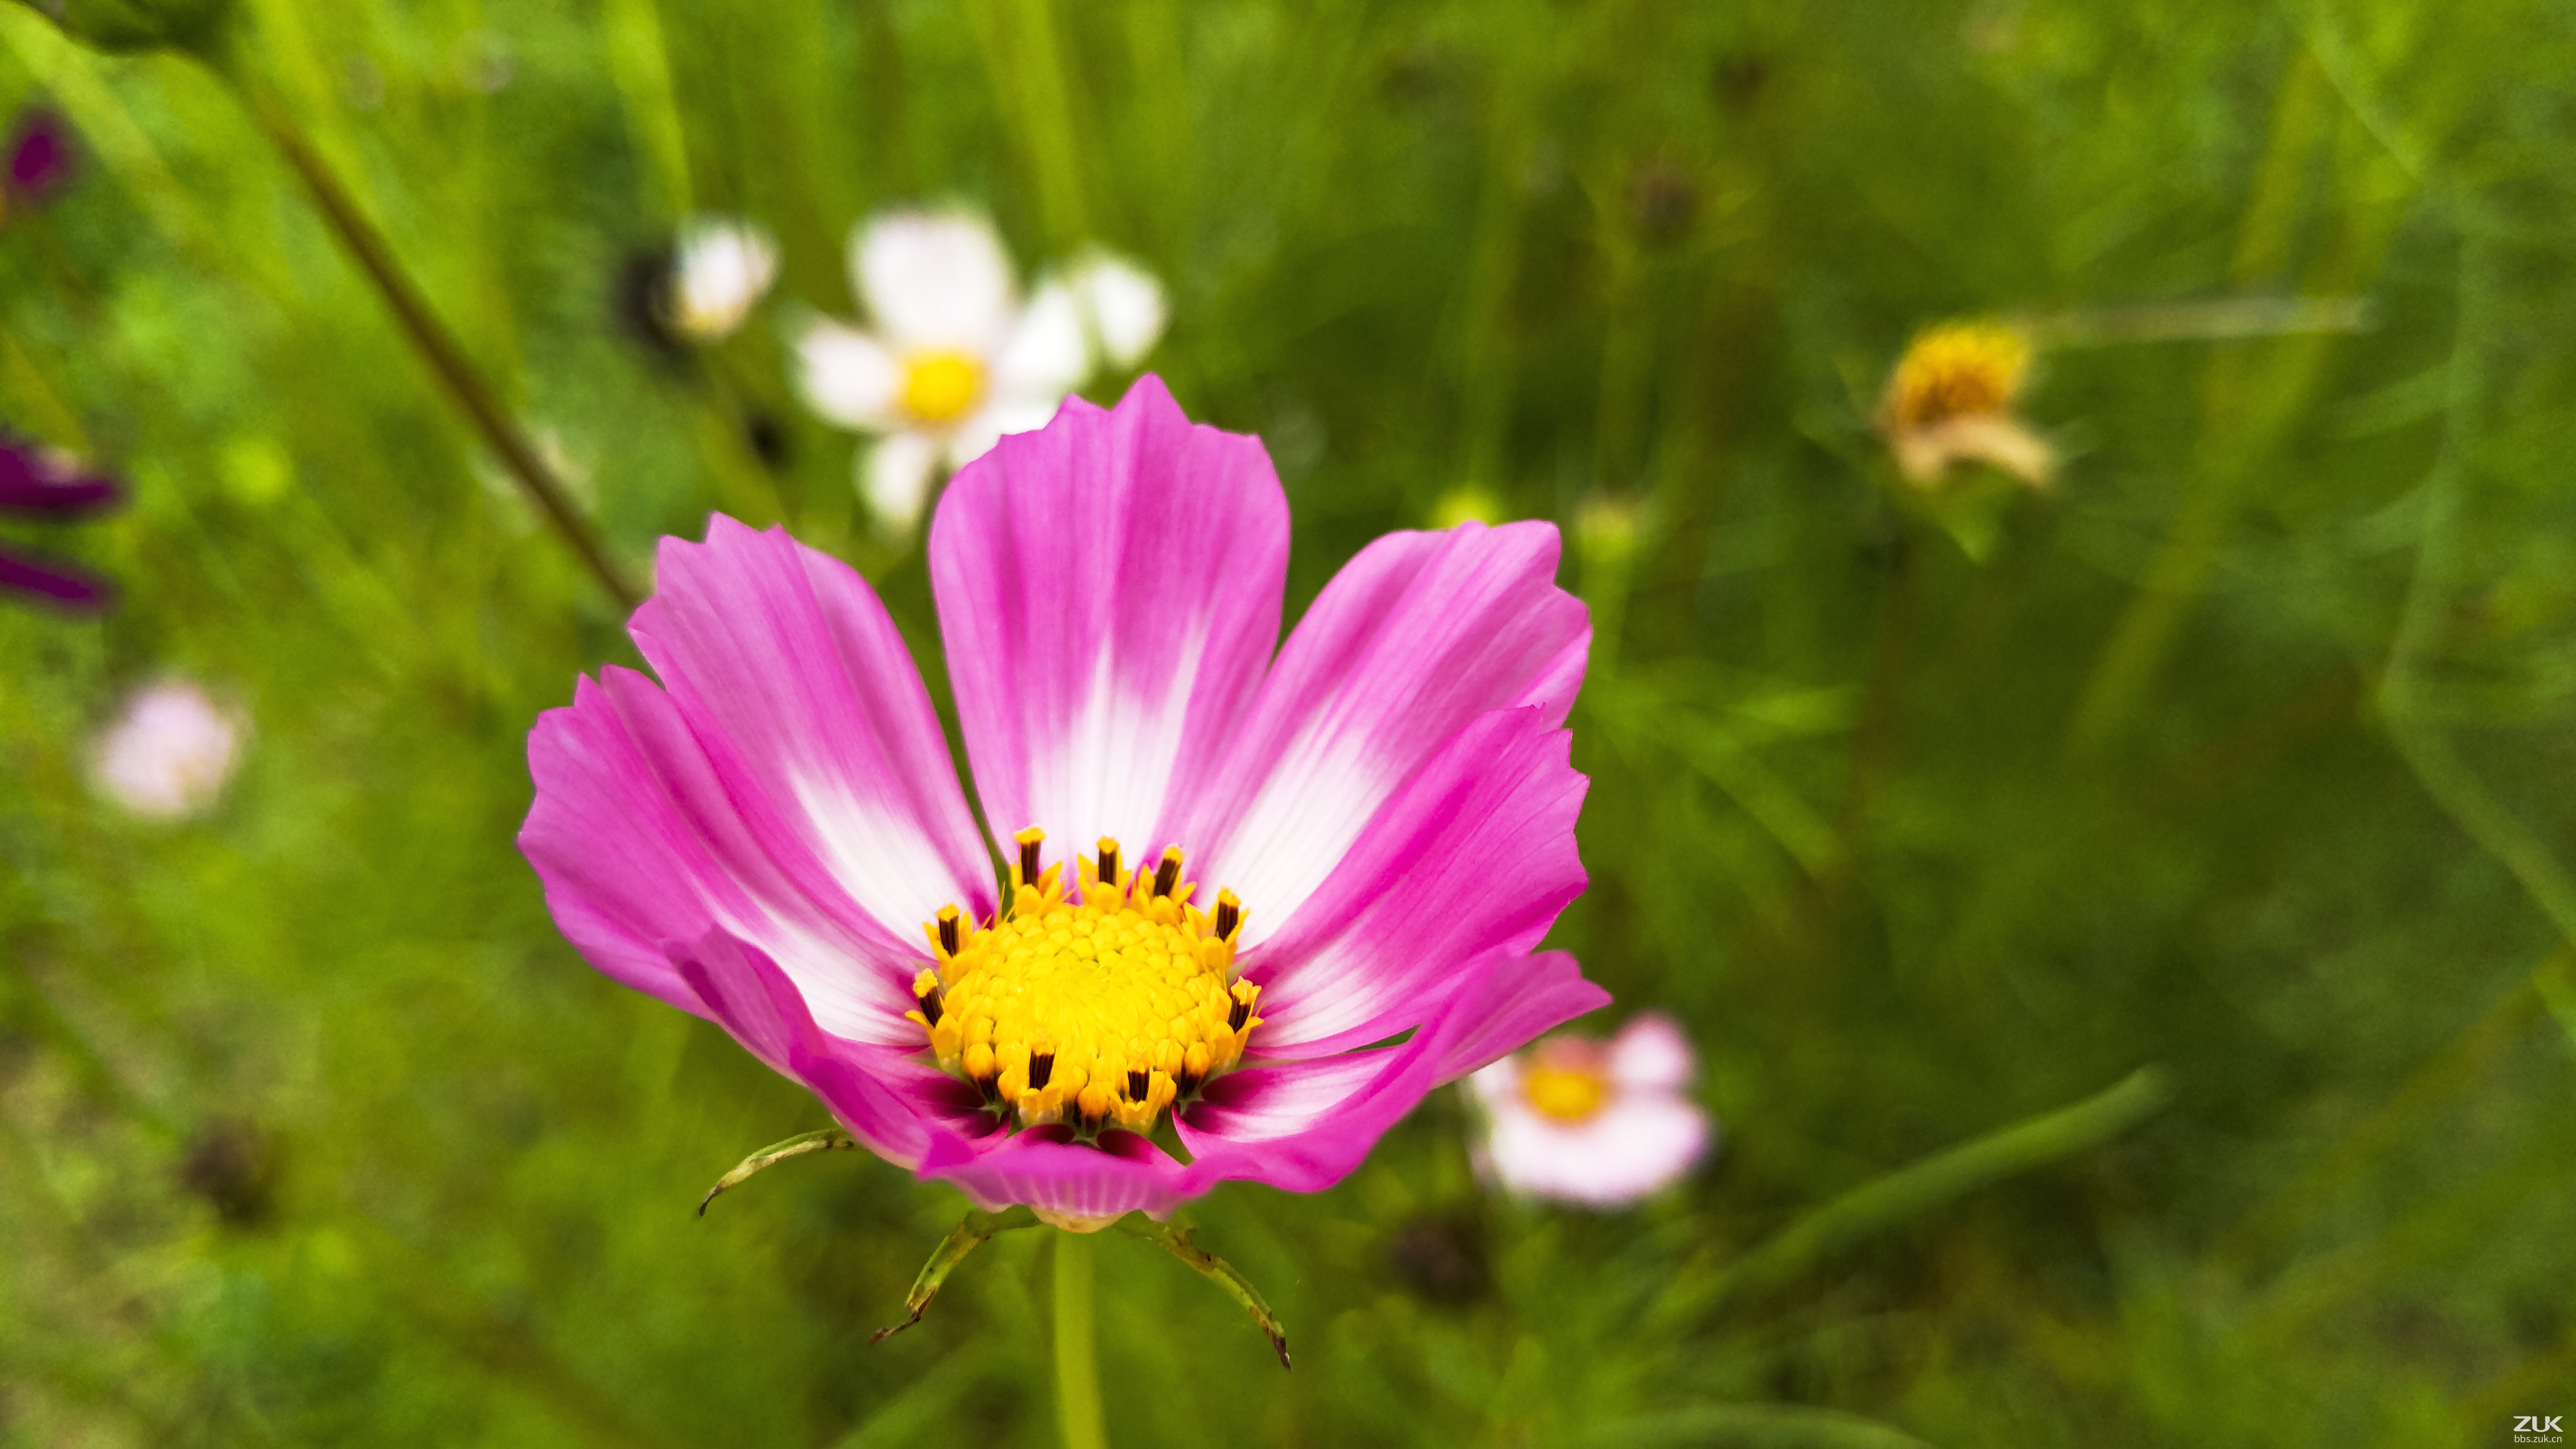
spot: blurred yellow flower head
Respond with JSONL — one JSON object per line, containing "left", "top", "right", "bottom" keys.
{"left": 1877, "top": 320, "right": 2053, "bottom": 489}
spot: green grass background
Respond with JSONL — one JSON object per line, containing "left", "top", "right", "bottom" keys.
{"left": 3, "top": 0, "right": 2574, "bottom": 1444}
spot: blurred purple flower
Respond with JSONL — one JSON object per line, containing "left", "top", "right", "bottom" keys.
{"left": 0, "top": 441, "right": 121, "bottom": 611}
{"left": 6, "top": 108, "right": 76, "bottom": 209}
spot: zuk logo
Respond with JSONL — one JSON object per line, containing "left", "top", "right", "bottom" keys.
{"left": 2515, "top": 1416, "right": 2566, "bottom": 1440}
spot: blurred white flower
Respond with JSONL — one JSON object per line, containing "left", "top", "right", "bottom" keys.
{"left": 668, "top": 215, "right": 778, "bottom": 343}
{"left": 92, "top": 680, "right": 245, "bottom": 821}
{"left": 1066, "top": 249, "right": 1168, "bottom": 369}
{"left": 1469, "top": 1013, "right": 1713, "bottom": 1208}
{"left": 792, "top": 209, "right": 1168, "bottom": 532}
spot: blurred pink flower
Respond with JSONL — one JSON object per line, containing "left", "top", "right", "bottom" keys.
{"left": 93, "top": 680, "right": 244, "bottom": 821}
{"left": 1469, "top": 1013, "right": 1713, "bottom": 1208}
{"left": 522, "top": 376, "right": 1604, "bottom": 1228}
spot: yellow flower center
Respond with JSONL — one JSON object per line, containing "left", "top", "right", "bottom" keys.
{"left": 899, "top": 349, "right": 986, "bottom": 426}
{"left": 908, "top": 828, "right": 1258, "bottom": 1143}
{"left": 1522, "top": 1063, "right": 1610, "bottom": 1122}
{"left": 1884, "top": 321, "right": 2030, "bottom": 431}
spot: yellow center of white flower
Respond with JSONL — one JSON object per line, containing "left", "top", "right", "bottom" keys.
{"left": 908, "top": 828, "right": 1259, "bottom": 1142}
{"left": 1523, "top": 1063, "right": 1610, "bottom": 1122}
{"left": 899, "top": 349, "right": 987, "bottom": 426}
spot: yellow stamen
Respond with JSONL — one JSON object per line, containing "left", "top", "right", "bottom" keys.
{"left": 914, "top": 832, "right": 1251, "bottom": 1142}
{"left": 899, "top": 349, "right": 985, "bottom": 425}
{"left": 1523, "top": 1063, "right": 1610, "bottom": 1123}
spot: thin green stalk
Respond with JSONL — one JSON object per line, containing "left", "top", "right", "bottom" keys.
{"left": 2064, "top": 48, "right": 2402, "bottom": 759}
{"left": 1054, "top": 1230, "right": 1110, "bottom": 1449}
{"left": 1651, "top": 1067, "right": 2171, "bottom": 1330}
{"left": 2377, "top": 236, "right": 2576, "bottom": 948}
{"left": 2215, "top": 943, "right": 2556, "bottom": 1272}
{"left": 1010, "top": 0, "right": 1087, "bottom": 252}
{"left": 221, "top": 67, "right": 641, "bottom": 609}
{"left": 1458, "top": 8, "right": 1542, "bottom": 493}
{"left": 601, "top": 0, "right": 692, "bottom": 217}
{"left": 969, "top": 0, "right": 1087, "bottom": 253}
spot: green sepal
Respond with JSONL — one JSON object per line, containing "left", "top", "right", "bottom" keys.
{"left": 872, "top": 1206, "right": 1041, "bottom": 1342}
{"left": 695, "top": 1127, "right": 858, "bottom": 1216}
{"left": 1888, "top": 464, "right": 2026, "bottom": 564}
{"left": 1114, "top": 1215, "right": 1291, "bottom": 1369}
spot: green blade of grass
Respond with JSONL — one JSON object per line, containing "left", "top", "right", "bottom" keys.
{"left": 1656, "top": 1067, "right": 2172, "bottom": 1329}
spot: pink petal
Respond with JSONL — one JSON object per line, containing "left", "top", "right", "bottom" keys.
{"left": 522, "top": 670, "right": 767, "bottom": 1018}
{"left": 1430, "top": 951, "right": 1610, "bottom": 1083}
{"left": 669, "top": 929, "right": 968, "bottom": 1168}
{"left": 628, "top": 517, "right": 997, "bottom": 945}
{"left": 1176, "top": 948, "right": 1605, "bottom": 1195}
{"left": 1609, "top": 1012, "right": 1697, "bottom": 1090}
{"left": 523, "top": 668, "right": 926, "bottom": 1044}
{"left": 1237, "top": 707, "right": 1591, "bottom": 1057}
{"left": 1178, "top": 521, "right": 1589, "bottom": 947}
{"left": 928, "top": 376, "right": 1287, "bottom": 861}
{"left": 921, "top": 1127, "right": 1200, "bottom": 1220}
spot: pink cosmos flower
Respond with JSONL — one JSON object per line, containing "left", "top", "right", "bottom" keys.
{"left": 1469, "top": 1013, "right": 1712, "bottom": 1208}
{"left": 521, "top": 376, "right": 1606, "bottom": 1227}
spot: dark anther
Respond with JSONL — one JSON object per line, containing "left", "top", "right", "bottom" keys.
{"left": 1214, "top": 898, "right": 1239, "bottom": 939}
{"left": 915, "top": 982, "right": 945, "bottom": 1027}
{"left": 974, "top": 1072, "right": 1002, "bottom": 1107}
{"left": 1228, "top": 997, "right": 1250, "bottom": 1033}
{"left": 1098, "top": 841, "right": 1120, "bottom": 886}
{"left": 1127, "top": 1068, "right": 1150, "bottom": 1100}
{"left": 1028, "top": 1051, "right": 1055, "bottom": 1091}
{"left": 1176, "top": 1065, "right": 1205, "bottom": 1099}
{"left": 937, "top": 906, "right": 961, "bottom": 957}
{"left": 1019, "top": 835, "right": 1043, "bottom": 885}
{"left": 1153, "top": 850, "right": 1181, "bottom": 899}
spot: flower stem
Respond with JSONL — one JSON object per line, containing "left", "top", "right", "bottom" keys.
{"left": 1053, "top": 1229, "right": 1109, "bottom": 1449}
{"left": 224, "top": 71, "right": 641, "bottom": 610}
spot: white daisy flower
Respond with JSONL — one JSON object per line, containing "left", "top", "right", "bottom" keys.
{"left": 792, "top": 209, "right": 1167, "bottom": 532}
{"left": 92, "top": 679, "right": 245, "bottom": 821}
{"left": 1469, "top": 1013, "right": 1714, "bottom": 1208}
{"left": 667, "top": 215, "right": 779, "bottom": 344}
